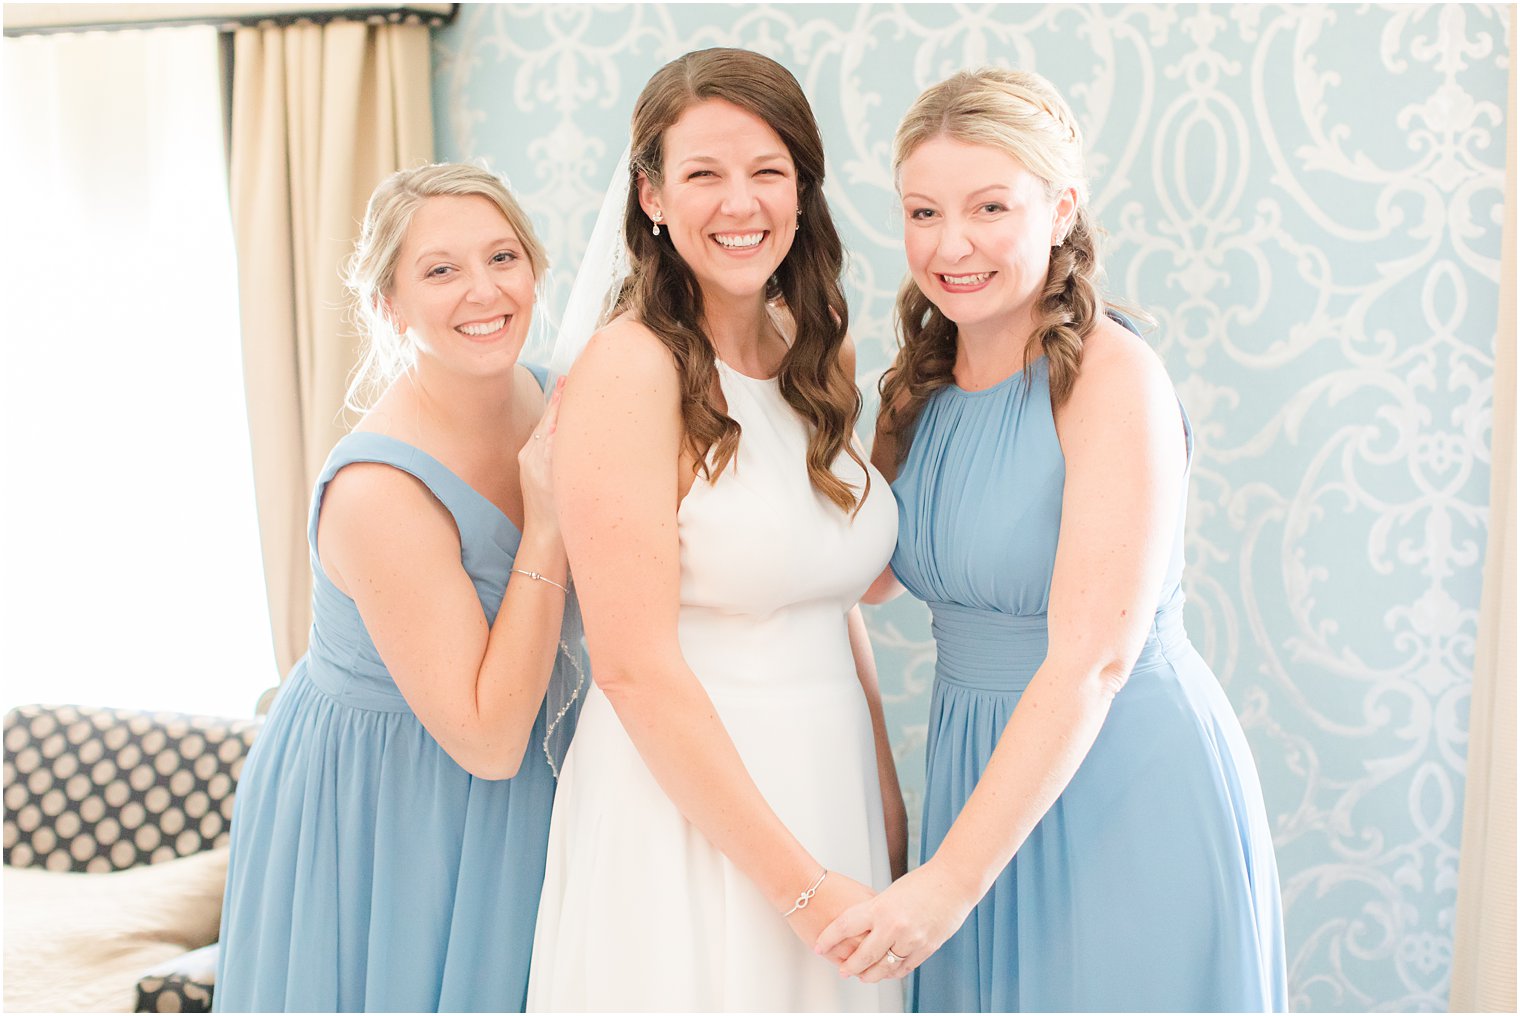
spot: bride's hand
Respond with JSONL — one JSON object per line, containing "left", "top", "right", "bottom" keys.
{"left": 813, "top": 861, "right": 976, "bottom": 982}
{"left": 783, "top": 871, "right": 874, "bottom": 963}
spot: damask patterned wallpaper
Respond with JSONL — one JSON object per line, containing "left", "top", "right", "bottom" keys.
{"left": 432, "top": 5, "right": 1509, "bottom": 1010}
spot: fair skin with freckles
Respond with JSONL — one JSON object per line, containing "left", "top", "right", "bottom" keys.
{"left": 821, "top": 136, "right": 1187, "bottom": 980}
{"left": 555, "top": 98, "right": 902, "bottom": 958}
{"left": 315, "top": 193, "right": 567, "bottom": 781}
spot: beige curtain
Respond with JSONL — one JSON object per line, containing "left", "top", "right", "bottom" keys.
{"left": 231, "top": 19, "right": 434, "bottom": 691}
{"left": 1450, "top": 16, "right": 1517, "bottom": 1013}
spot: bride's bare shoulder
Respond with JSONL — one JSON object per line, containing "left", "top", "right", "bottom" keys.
{"left": 568, "top": 315, "right": 680, "bottom": 393}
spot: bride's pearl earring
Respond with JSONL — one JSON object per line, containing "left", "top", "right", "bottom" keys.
{"left": 651, "top": 211, "right": 663, "bottom": 236}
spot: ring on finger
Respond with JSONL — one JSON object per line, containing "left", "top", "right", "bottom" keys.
{"left": 885, "top": 949, "right": 905, "bottom": 965}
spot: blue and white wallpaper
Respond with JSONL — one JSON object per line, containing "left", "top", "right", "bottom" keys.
{"left": 432, "top": 5, "right": 1509, "bottom": 1010}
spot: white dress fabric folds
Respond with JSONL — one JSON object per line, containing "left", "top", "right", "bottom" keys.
{"left": 528, "top": 357, "right": 902, "bottom": 1012}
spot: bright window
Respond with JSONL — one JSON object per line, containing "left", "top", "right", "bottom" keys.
{"left": 1, "top": 27, "right": 277, "bottom": 717}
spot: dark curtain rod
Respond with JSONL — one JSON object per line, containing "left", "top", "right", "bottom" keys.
{"left": 3, "top": 3, "right": 458, "bottom": 37}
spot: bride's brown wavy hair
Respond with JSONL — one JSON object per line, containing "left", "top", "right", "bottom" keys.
{"left": 878, "top": 68, "right": 1106, "bottom": 459}
{"left": 614, "top": 48, "right": 868, "bottom": 514}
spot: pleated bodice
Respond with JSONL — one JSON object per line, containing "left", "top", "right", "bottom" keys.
{"left": 886, "top": 339, "right": 1286, "bottom": 1012}
{"left": 889, "top": 354, "right": 1192, "bottom": 690}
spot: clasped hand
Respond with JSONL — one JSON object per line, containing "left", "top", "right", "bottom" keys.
{"left": 784, "top": 871, "right": 876, "bottom": 965}
{"left": 812, "top": 862, "right": 974, "bottom": 983}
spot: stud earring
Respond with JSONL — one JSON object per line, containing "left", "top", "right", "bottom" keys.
{"left": 651, "top": 211, "right": 663, "bottom": 236}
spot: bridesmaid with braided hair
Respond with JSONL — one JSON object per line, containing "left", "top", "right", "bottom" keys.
{"left": 815, "top": 69, "right": 1288, "bottom": 1011}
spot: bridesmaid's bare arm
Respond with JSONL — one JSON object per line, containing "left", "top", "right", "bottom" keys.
{"left": 315, "top": 386, "right": 566, "bottom": 780}
{"left": 817, "top": 317, "right": 1186, "bottom": 976}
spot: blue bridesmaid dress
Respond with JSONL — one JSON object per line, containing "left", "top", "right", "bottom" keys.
{"left": 891, "top": 342, "right": 1287, "bottom": 1012}
{"left": 216, "top": 365, "right": 577, "bottom": 1012}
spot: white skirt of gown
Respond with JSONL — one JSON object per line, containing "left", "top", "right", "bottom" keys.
{"left": 527, "top": 360, "right": 902, "bottom": 1012}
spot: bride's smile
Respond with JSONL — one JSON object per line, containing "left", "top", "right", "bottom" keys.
{"left": 638, "top": 97, "right": 799, "bottom": 306}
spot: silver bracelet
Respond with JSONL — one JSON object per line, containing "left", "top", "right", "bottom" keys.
{"left": 783, "top": 868, "right": 828, "bottom": 916}
{"left": 510, "top": 568, "right": 569, "bottom": 594}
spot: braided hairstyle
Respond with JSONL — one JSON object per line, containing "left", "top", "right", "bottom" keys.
{"left": 615, "top": 48, "right": 868, "bottom": 514}
{"left": 878, "top": 69, "right": 1105, "bottom": 457}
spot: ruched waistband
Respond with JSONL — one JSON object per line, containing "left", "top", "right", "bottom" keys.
{"left": 303, "top": 652, "right": 414, "bottom": 713}
{"left": 929, "top": 594, "right": 1190, "bottom": 694}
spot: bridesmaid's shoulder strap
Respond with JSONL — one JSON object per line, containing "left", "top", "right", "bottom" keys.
{"left": 306, "top": 432, "right": 474, "bottom": 551}
{"left": 522, "top": 361, "right": 552, "bottom": 393}
{"left": 1105, "top": 307, "right": 1143, "bottom": 337}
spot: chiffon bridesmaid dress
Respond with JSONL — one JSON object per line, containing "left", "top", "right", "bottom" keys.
{"left": 216, "top": 364, "right": 579, "bottom": 1012}
{"left": 890, "top": 330, "right": 1288, "bottom": 1012}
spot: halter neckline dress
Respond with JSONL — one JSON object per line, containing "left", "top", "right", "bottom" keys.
{"left": 891, "top": 345, "right": 1287, "bottom": 1012}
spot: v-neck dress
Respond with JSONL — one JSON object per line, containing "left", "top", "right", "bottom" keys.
{"left": 216, "top": 365, "right": 573, "bottom": 1012}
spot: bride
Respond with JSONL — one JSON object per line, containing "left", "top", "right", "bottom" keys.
{"left": 526, "top": 48, "right": 906, "bottom": 1012}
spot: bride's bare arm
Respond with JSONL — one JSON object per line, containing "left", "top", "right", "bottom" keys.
{"left": 555, "top": 320, "right": 873, "bottom": 942}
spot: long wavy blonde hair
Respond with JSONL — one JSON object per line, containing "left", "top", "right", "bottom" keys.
{"left": 878, "top": 69, "right": 1105, "bottom": 456}
{"left": 616, "top": 48, "right": 869, "bottom": 514}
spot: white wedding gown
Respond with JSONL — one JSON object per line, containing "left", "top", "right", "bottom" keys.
{"left": 527, "top": 357, "right": 902, "bottom": 1012}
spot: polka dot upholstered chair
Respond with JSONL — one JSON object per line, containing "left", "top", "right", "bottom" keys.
{"left": 4, "top": 704, "right": 260, "bottom": 873}
{"left": 4, "top": 703, "right": 261, "bottom": 1013}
